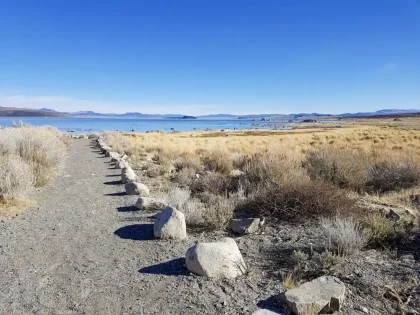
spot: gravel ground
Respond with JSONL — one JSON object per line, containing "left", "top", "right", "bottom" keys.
{"left": 0, "top": 140, "right": 282, "bottom": 315}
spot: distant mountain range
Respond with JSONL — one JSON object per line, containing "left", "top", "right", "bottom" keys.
{"left": 1, "top": 106, "right": 420, "bottom": 119}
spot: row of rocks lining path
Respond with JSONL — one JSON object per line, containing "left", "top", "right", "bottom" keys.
{"left": 0, "top": 139, "right": 282, "bottom": 315}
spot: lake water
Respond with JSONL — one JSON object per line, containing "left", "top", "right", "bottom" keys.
{"left": 0, "top": 117, "right": 299, "bottom": 134}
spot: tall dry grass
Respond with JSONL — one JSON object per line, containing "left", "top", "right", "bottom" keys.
{"left": 0, "top": 126, "right": 69, "bottom": 202}
{"left": 102, "top": 124, "right": 420, "bottom": 226}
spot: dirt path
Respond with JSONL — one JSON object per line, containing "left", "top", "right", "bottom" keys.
{"left": 0, "top": 139, "right": 280, "bottom": 315}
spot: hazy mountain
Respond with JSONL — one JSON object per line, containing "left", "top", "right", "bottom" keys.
{"left": 0, "top": 106, "right": 68, "bottom": 117}
{"left": 340, "top": 109, "right": 420, "bottom": 117}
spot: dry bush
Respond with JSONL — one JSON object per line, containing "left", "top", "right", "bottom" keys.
{"left": 202, "top": 148, "right": 233, "bottom": 174}
{"left": 321, "top": 217, "right": 367, "bottom": 256}
{"left": 242, "top": 180, "right": 361, "bottom": 220}
{"left": 366, "top": 158, "right": 420, "bottom": 193}
{"left": 174, "top": 167, "right": 196, "bottom": 187}
{"left": 363, "top": 214, "right": 408, "bottom": 246}
{"left": 164, "top": 188, "right": 206, "bottom": 227}
{"left": 103, "top": 131, "right": 133, "bottom": 155}
{"left": 304, "top": 147, "right": 368, "bottom": 191}
{"left": 0, "top": 155, "right": 34, "bottom": 197}
{"left": 0, "top": 126, "right": 67, "bottom": 187}
{"left": 191, "top": 173, "right": 238, "bottom": 196}
{"left": 173, "top": 153, "right": 203, "bottom": 172}
{"left": 290, "top": 249, "right": 340, "bottom": 281}
{"left": 202, "top": 194, "right": 236, "bottom": 230}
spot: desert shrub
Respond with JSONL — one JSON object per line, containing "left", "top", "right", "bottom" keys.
{"left": 321, "top": 217, "right": 367, "bottom": 256}
{"left": 202, "top": 148, "right": 233, "bottom": 174}
{"left": 191, "top": 172, "right": 238, "bottom": 196}
{"left": 363, "top": 214, "right": 408, "bottom": 246}
{"left": 202, "top": 194, "right": 236, "bottom": 230}
{"left": 0, "top": 126, "right": 67, "bottom": 187}
{"left": 304, "top": 147, "right": 367, "bottom": 191}
{"left": 231, "top": 152, "right": 248, "bottom": 170}
{"left": 174, "top": 167, "right": 196, "bottom": 187}
{"left": 241, "top": 180, "right": 361, "bottom": 220}
{"left": 290, "top": 249, "right": 340, "bottom": 280}
{"left": 0, "top": 155, "right": 34, "bottom": 197}
{"left": 366, "top": 159, "right": 420, "bottom": 193}
{"left": 103, "top": 131, "right": 133, "bottom": 155}
{"left": 165, "top": 187, "right": 191, "bottom": 209}
{"left": 173, "top": 153, "right": 203, "bottom": 172}
{"left": 243, "top": 153, "right": 285, "bottom": 188}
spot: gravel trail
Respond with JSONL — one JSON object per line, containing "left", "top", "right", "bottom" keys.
{"left": 0, "top": 140, "right": 279, "bottom": 315}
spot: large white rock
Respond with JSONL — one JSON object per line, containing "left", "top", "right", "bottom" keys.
{"left": 153, "top": 206, "right": 187, "bottom": 240}
{"left": 278, "top": 276, "right": 346, "bottom": 315}
{"left": 109, "top": 152, "right": 121, "bottom": 162}
{"left": 185, "top": 238, "right": 245, "bottom": 279}
{"left": 135, "top": 197, "right": 167, "bottom": 210}
{"left": 115, "top": 159, "right": 129, "bottom": 169}
{"left": 125, "top": 182, "right": 150, "bottom": 196}
{"left": 121, "top": 167, "right": 138, "bottom": 183}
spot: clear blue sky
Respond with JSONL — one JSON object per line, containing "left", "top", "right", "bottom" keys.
{"left": 0, "top": 0, "right": 419, "bottom": 115}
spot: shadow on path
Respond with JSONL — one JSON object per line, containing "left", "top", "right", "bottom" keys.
{"left": 105, "top": 192, "right": 126, "bottom": 196}
{"left": 104, "top": 180, "right": 122, "bottom": 185}
{"left": 114, "top": 224, "right": 154, "bottom": 240}
{"left": 117, "top": 206, "right": 138, "bottom": 212}
{"left": 139, "top": 258, "right": 188, "bottom": 276}
{"left": 105, "top": 174, "right": 120, "bottom": 177}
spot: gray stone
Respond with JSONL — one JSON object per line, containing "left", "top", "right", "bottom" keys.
{"left": 115, "top": 159, "right": 129, "bottom": 169}
{"left": 185, "top": 238, "right": 246, "bottom": 279}
{"left": 135, "top": 197, "right": 167, "bottom": 210}
{"left": 230, "top": 218, "right": 262, "bottom": 235}
{"left": 278, "top": 276, "right": 346, "bottom": 315}
{"left": 125, "top": 182, "right": 150, "bottom": 196}
{"left": 153, "top": 206, "right": 187, "bottom": 240}
{"left": 121, "top": 167, "right": 138, "bottom": 183}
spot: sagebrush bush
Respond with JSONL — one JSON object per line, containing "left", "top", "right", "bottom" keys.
{"left": 321, "top": 217, "right": 367, "bottom": 256}
{"left": 0, "top": 155, "right": 34, "bottom": 197}
{"left": 174, "top": 167, "right": 196, "bottom": 187}
{"left": 202, "top": 194, "right": 236, "bottom": 230}
{"left": 242, "top": 180, "right": 361, "bottom": 220}
{"left": 304, "top": 147, "right": 367, "bottom": 191}
{"left": 173, "top": 153, "right": 203, "bottom": 172}
{"left": 363, "top": 214, "right": 408, "bottom": 246}
{"left": 0, "top": 126, "right": 68, "bottom": 188}
{"left": 191, "top": 173, "right": 238, "bottom": 196}
{"left": 202, "top": 148, "right": 233, "bottom": 174}
{"left": 366, "top": 159, "right": 420, "bottom": 193}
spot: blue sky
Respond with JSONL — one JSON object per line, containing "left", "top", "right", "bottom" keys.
{"left": 0, "top": 0, "right": 419, "bottom": 115}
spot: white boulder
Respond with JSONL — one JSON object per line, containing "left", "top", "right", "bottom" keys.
{"left": 121, "top": 167, "right": 138, "bottom": 183}
{"left": 153, "top": 206, "right": 187, "bottom": 240}
{"left": 125, "top": 182, "right": 150, "bottom": 196}
{"left": 135, "top": 197, "right": 167, "bottom": 210}
{"left": 278, "top": 276, "right": 346, "bottom": 315}
{"left": 115, "top": 159, "right": 129, "bottom": 169}
{"left": 185, "top": 238, "right": 245, "bottom": 279}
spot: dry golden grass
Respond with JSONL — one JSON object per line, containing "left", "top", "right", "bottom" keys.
{"left": 103, "top": 121, "right": 420, "bottom": 224}
{"left": 0, "top": 197, "right": 36, "bottom": 219}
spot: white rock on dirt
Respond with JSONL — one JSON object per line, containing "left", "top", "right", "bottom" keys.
{"left": 153, "top": 206, "right": 187, "bottom": 240}
{"left": 121, "top": 167, "right": 138, "bottom": 183}
{"left": 230, "top": 218, "right": 262, "bottom": 234}
{"left": 135, "top": 197, "right": 167, "bottom": 210}
{"left": 109, "top": 152, "right": 121, "bottom": 162}
{"left": 185, "top": 237, "right": 246, "bottom": 279}
{"left": 278, "top": 276, "right": 346, "bottom": 315}
{"left": 115, "top": 159, "right": 129, "bottom": 169}
{"left": 125, "top": 182, "right": 150, "bottom": 196}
